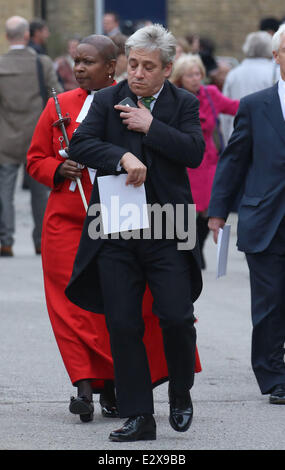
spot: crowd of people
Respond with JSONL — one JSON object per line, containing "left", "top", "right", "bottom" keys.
{"left": 1, "top": 11, "right": 285, "bottom": 443}
{"left": 2, "top": 13, "right": 281, "bottom": 261}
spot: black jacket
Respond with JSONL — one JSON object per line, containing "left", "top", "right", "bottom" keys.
{"left": 65, "top": 79, "right": 205, "bottom": 313}
{"left": 209, "top": 83, "right": 285, "bottom": 253}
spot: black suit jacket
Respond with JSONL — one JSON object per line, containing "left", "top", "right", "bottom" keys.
{"left": 65, "top": 79, "right": 205, "bottom": 313}
{"left": 208, "top": 83, "right": 285, "bottom": 253}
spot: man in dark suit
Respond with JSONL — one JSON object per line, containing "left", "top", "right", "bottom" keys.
{"left": 28, "top": 18, "right": 50, "bottom": 55}
{"left": 208, "top": 24, "right": 285, "bottom": 405}
{"left": 66, "top": 24, "right": 205, "bottom": 442}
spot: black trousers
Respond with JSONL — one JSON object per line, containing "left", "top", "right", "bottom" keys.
{"left": 97, "top": 238, "right": 197, "bottom": 418}
{"left": 245, "top": 217, "right": 285, "bottom": 394}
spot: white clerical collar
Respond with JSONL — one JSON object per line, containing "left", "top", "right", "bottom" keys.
{"left": 10, "top": 45, "right": 26, "bottom": 50}
{"left": 76, "top": 91, "right": 97, "bottom": 123}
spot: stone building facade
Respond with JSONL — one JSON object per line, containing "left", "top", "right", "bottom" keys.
{"left": 1, "top": 0, "right": 285, "bottom": 60}
{"left": 0, "top": 0, "right": 34, "bottom": 53}
{"left": 168, "top": 0, "right": 285, "bottom": 60}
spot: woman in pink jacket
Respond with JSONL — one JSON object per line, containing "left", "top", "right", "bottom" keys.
{"left": 171, "top": 54, "right": 239, "bottom": 268}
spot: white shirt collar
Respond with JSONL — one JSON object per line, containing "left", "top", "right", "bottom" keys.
{"left": 278, "top": 77, "right": 285, "bottom": 119}
{"left": 137, "top": 84, "right": 164, "bottom": 101}
{"left": 9, "top": 45, "right": 26, "bottom": 50}
{"left": 278, "top": 76, "right": 285, "bottom": 91}
{"left": 137, "top": 84, "right": 164, "bottom": 111}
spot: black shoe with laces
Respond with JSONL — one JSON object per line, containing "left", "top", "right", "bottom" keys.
{"left": 99, "top": 380, "right": 119, "bottom": 418}
{"left": 269, "top": 384, "right": 285, "bottom": 404}
{"left": 109, "top": 415, "right": 156, "bottom": 442}
{"left": 168, "top": 388, "right": 193, "bottom": 432}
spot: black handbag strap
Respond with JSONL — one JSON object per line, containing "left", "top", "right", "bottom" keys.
{"left": 36, "top": 55, "right": 48, "bottom": 108}
{"left": 204, "top": 85, "right": 225, "bottom": 154}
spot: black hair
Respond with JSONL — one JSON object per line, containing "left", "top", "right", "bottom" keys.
{"left": 29, "top": 18, "right": 47, "bottom": 37}
{"left": 260, "top": 17, "right": 280, "bottom": 33}
{"left": 80, "top": 34, "right": 118, "bottom": 61}
{"left": 104, "top": 11, "right": 120, "bottom": 23}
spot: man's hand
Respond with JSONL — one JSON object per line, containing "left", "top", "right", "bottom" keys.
{"left": 208, "top": 217, "right": 226, "bottom": 244}
{"left": 58, "top": 160, "right": 82, "bottom": 181}
{"left": 120, "top": 152, "right": 147, "bottom": 187}
{"left": 114, "top": 101, "right": 153, "bottom": 134}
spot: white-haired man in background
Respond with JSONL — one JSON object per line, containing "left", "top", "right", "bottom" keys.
{"left": 220, "top": 30, "right": 278, "bottom": 145}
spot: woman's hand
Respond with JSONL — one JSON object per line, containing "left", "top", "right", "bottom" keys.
{"left": 58, "top": 160, "right": 83, "bottom": 181}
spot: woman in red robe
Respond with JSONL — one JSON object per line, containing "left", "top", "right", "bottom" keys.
{"left": 27, "top": 35, "right": 201, "bottom": 423}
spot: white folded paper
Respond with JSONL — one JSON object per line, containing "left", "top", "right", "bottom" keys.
{"left": 97, "top": 174, "right": 149, "bottom": 235}
{"left": 216, "top": 224, "right": 231, "bottom": 278}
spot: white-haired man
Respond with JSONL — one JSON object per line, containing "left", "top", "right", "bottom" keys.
{"left": 66, "top": 24, "right": 205, "bottom": 441}
{"left": 0, "top": 16, "right": 62, "bottom": 256}
{"left": 220, "top": 30, "right": 277, "bottom": 145}
{"left": 209, "top": 24, "right": 285, "bottom": 405}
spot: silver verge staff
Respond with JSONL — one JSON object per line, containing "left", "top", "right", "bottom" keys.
{"left": 51, "top": 88, "right": 88, "bottom": 212}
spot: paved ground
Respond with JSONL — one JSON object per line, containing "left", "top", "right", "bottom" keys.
{"left": 1, "top": 177, "right": 285, "bottom": 452}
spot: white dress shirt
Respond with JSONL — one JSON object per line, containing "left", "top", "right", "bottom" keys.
{"left": 278, "top": 76, "right": 285, "bottom": 119}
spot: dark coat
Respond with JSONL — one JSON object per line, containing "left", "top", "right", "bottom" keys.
{"left": 65, "top": 79, "right": 205, "bottom": 313}
{"left": 208, "top": 83, "right": 285, "bottom": 253}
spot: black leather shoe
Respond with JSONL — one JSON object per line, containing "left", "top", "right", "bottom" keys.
{"left": 99, "top": 392, "right": 119, "bottom": 418}
{"left": 69, "top": 395, "right": 94, "bottom": 422}
{"left": 169, "top": 389, "right": 193, "bottom": 432}
{"left": 109, "top": 415, "right": 156, "bottom": 442}
{"left": 269, "top": 384, "right": 285, "bottom": 404}
{"left": 99, "top": 380, "right": 119, "bottom": 418}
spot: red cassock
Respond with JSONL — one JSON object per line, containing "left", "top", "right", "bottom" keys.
{"left": 27, "top": 87, "right": 201, "bottom": 392}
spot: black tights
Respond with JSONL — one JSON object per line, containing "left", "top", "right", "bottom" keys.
{"left": 76, "top": 379, "right": 115, "bottom": 403}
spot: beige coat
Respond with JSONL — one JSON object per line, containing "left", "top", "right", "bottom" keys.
{"left": 0, "top": 47, "right": 63, "bottom": 164}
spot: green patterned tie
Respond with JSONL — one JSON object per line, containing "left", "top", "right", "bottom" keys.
{"left": 141, "top": 96, "right": 155, "bottom": 110}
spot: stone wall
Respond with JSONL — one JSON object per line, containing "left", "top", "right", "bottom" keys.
{"left": 0, "top": 0, "right": 34, "bottom": 54}
{"left": 168, "top": 0, "right": 285, "bottom": 60}
{"left": 1, "top": 1, "right": 285, "bottom": 60}
{"left": 45, "top": 0, "right": 94, "bottom": 58}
